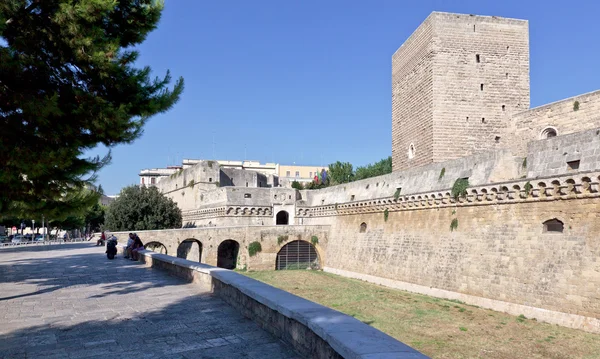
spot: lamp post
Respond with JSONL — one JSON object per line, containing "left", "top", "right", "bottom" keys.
{"left": 32, "top": 220, "right": 35, "bottom": 241}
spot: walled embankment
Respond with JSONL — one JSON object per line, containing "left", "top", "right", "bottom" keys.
{"left": 299, "top": 171, "right": 600, "bottom": 333}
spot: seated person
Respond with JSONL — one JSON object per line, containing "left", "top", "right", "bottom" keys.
{"left": 124, "top": 233, "right": 134, "bottom": 259}
{"left": 96, "top": 231, "right": 106, "bottom": 246}
{"left": 130, "top": 235, "right": 144, "bottom": 261}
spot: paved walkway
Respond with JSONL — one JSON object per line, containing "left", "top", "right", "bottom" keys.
{"left": 0, "top": 243, "right": 302, "bottom": 359}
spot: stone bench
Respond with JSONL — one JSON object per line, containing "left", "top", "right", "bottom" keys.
{"left": 134, "top": 249, "right": 429, "bottom": 359}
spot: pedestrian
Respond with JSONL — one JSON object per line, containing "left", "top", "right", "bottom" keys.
{"left": 96, "top": 231, "right": 106, "bottom": 246}
{"left": 124, "top": 233, "right": 134, "bottom": 259}
{"left": 130, "top": 235, "right": 144, "bottom": 261}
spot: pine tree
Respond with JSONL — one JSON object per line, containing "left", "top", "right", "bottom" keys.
{"left": 0, "top": 0, "right": 184, "bottom": 218}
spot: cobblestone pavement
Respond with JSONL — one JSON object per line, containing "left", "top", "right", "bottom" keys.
{"left": 0, "top": 243, "right": 302, "bottom": 359}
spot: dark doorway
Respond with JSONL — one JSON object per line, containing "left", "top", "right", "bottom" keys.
{"left": 276, "top": 210, "right": 289, "bottom": 225}
{"left": 276, "top": 240, "right": 320, "bottom": 270}
{"left": 144, "top": 242, "right": 168, "bottom": 255}
{"left": 177, "top": 239, "right": 202, "bottom": 262}
{"left": 217, "top": 240, "right": 240, "bottom": 269}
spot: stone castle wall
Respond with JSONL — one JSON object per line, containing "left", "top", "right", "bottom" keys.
{"left": 392, "top": 12, "right": 530, "bottom": 171}
{"left": 527, "top": 127, "right": 600, "bottom": 178}
{"left": 391, "top": 12, "right": 434, "bottom": 171}
{"left": 511, "top": 90, "right": 600, "bottom": 155}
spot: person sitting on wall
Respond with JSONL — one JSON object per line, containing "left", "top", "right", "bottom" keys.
{"left": 124, "top": 233, "right": 134, "bottom": 259}
{"left": 130, "top": 235, "right": 144, "bottom": 261}
{"left": 96, "top": 231, "right": 106, "bottom": 246}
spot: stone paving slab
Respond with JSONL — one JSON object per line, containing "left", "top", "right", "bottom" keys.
{"left": 0, "top": 243, "right": 302, "bottom": 359}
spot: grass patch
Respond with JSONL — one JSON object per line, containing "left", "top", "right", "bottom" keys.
{"left": 277, "top": 235, "right": 288, "bottom": 245}
{"left": 451, "top": 178, "right": 469, "bottom": 199}
{"left": 242, "top": 270, "right": 600, "bottom": 359}
{"left": 384, "top": 208, "right": 389, "bottom": 222}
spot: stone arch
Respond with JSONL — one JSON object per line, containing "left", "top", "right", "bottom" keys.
{"left": 177, "top": 239, "right": 202, "bottom": 262}
{"left": 543, "top": 218, "right": 564, "bottom": 233}
{"left": 360, "top": 222, "right": 367, "bottom": 233}
{"left": 144, "top": 241, "right": 168, "bottom": 255}
{"left": 275, "top": 240, "right": 320, "bottom": 270}
{"left": 217, "top": 240, "right": 240, "bottom": 270}
{"left": 276, "top": 211, "right": 289, "bottom": 225}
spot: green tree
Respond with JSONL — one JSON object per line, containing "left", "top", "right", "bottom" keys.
{"left": 354, "top": 156, "right": 392, "bottom": 180}
{"left": 84, "top": 202, "right": 105, "bottom": 233}
{"left": 327, "top": 161, "right": 353, "bottom": 185}
{"left": 105, "top": 186, "right": 181, "bottom": 231}
{"left": 0, "top": 1, "right": 184, "bottom": 217}
{"left": 291, "top": 181, "right": 303, "bottom": 190}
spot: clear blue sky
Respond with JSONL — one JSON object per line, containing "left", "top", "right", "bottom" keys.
{"left": 88, "top": 0, "right": 600, "bottom": 195}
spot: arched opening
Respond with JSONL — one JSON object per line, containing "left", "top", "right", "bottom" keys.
{"left": 540, "top": 127, "right": 557, "bottom": 139}
{"left": 177, "top": 239, "right": 202, "bottom": 262}
{"left": 543, "top": 219, "right": 564, "bottom": 233}
{"left": 408, "top": 143, "right": 415, "bottom": 159}
{"left": 276, "top": 211, "right": 289, "bottom": 225}
{"left": 217, "top": 240, "right": 240, "bottom": 269}
{"left": 276, "top": 240, "right": 320, "bottom": 270}
{"left": 360, "top": 222, "right": 367, "bottom": 233}
{"left": 144, "top": 241, "right": 167, "bottom": 255}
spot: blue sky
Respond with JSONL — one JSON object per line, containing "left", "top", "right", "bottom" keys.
{"left": 88, "top": 0, "right": 600, "bottom": 195}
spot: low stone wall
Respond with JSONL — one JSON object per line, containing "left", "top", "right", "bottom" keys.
{"left": 135, "top": 249, "right": 428, "bottom": 359}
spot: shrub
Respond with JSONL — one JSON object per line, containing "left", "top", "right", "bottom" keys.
{"left": 248, "top": 241, "right": 262, "bottom": 257}
{"left": 573, "top": 100, "right": 580, "bottom": 111}
{"left": 384, "top": 209, "right": 389, "bottom": 222}
{"left": 524, "top": 181, "right": 533, "bottom": 196}
{"left": 311, "top": 235, "right": 319, "bottom": 245}
{"left": 188, "top": 179, "right": 195, "bottom": 188}
{"left": 450, "top": 218, "right": 458, "bottom": 231}
{"left": 291, "top": 181, "right": 303, "bottom": 190}
{"left": 451, "top": 178, "right": 469, "bottom": 199}
{"left": 522, "top": 158, "right": 527, "bottom": 168}
{"left": 394, "top": 188, "right": 402, "bottom": 200}
{"left": 439, "top": 167, "right": 446, "bottom": 180}
{"left": 277, "top": 235, "right": 288, "bottom": 245}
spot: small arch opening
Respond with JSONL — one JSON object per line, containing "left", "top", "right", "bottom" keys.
{"left": 543, "top": 219, "right": 564, "bottom": 233}
{"left": 408, "top": 143, "right": 416, "bottom": 159}
{"left": 177, "top": 239, "right": 202, "bottom": 262}
{"left": 145, "top": 242, "right": 168, "bottom": 255}
{"left": 360, "top": 222, "right": 367, "bottom": 233}
{"left": 276, "top": 210, "right": 289, "bottom": 225}
{"left": 540, "top": 127, "right": 557, "bottom": 139}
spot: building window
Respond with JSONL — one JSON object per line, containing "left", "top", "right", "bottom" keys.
{"left": 244, "top": 193, "right": 251, "bottom": 198}
{"left": 351, "top": 195, "right": 355, "bottom": 201}
{"left": 567, "top": 160, "right": 580, "bottom": 171}
{"left": 295, "top": 171, "right": 300, "bottom": 178}
{"left": 540, "top": 127, "right": 557, "bottom": 139}
{"left": 209, "top": 178, "right": 212, "bottom": 182}
{"left": 543, "top": 219, "right": 564, "bottom": 233}
{"left": 476, "top": 54, "right": 480, "bottom": 63}
{"left": 286, "top": 171, "right": 290, "bottom": 177}
{"left": 360, "top": 222, "right": 367, "bottom": 233}
{"left": 142, "top": 178, "right": 145, "bottom": 185}
{"left": 480, "top": 83, "right": 484, "bottom": 91}
{"left": 151, "top": 178, "right": 156, "bottom": 184}
{"left": 408, "top": 143, "right": 415, "bottom": 159}
{"left": 309, "top": 172, "right": 312, "bottom": 178}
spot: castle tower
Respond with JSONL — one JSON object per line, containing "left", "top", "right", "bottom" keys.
{"left": 392, "top": 12, "right": 530, "bottom": 171}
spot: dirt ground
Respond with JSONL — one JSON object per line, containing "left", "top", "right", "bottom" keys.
{"left": 243, "top": 270, "right": 600, "bottom": 359}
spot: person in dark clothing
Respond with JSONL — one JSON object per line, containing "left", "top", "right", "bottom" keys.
{"left": 130, "top": 235, "right": 144, "bottom": 261}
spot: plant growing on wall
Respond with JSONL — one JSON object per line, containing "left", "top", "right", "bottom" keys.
{"left": 188, "top": 179, "right": 195, "bottom": 188}
{"left": 451, "top": 178, "right": 469, "bottom": 199}
{"left": 450, "top": 218, "right": 458, "bottom": 231}
{"left": 394, "top": 188, "right": 402, "bottom": 200}
{"left": 522, "top": 158, "right": 527, "bottom": 168}
{"left": 277, "top": 235, "right": 288, "bottom": 245}
{"left": 311, "top": 235, "right": 319, "bottom": 245}
{"left": 573, "top": 100, "right": 580, "bottom": 111}
{"left": 384, "top": 209, "right": 389, "bottom": 222}
{"left": 524, "top": 181, "right": 533, "bottom": 196}
{"left": 248, "top": 241, "right": 262, "bottom": 257}
{"left": 439, "top": 167, "right": 446, "bottom": 180}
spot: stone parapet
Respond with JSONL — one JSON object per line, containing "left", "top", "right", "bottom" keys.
{"left": 136, "top": 250, "right": 429, "bottom": 359}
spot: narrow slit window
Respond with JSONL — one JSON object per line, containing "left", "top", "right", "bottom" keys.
{"left": 476, "top": 54, "right": 480, "bottom": 63}
{"left": 480, "top": 84, "right": 484, "bottom": 91}
{"left": 502, "top": 105, "right": 506, "bottom": 111}
{"left": 567, "top": 160, "right": 580, "bottom": 171}
{"left": 244, "top": 193, "right": 251, "bottom": 198}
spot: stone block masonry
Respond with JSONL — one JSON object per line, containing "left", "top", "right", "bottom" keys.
{"left": 393, "top": 12, "right": 530, "bottom": 171}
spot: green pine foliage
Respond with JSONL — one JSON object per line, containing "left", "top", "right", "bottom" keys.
{"left": 0, "top": 1, "right": 184, "bottom": 217}
{"left": 291, "top": 181, "right": 303, "bottom": 190}
{"left": 354, "top": 156, "right": 392, "bottom": 181}
{"left": 104, "top": 186, "right": 182, "bottom": 231}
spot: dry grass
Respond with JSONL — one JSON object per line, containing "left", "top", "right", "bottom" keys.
{"left": 243, "top": 270, "right": 600, "bottom": 359}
